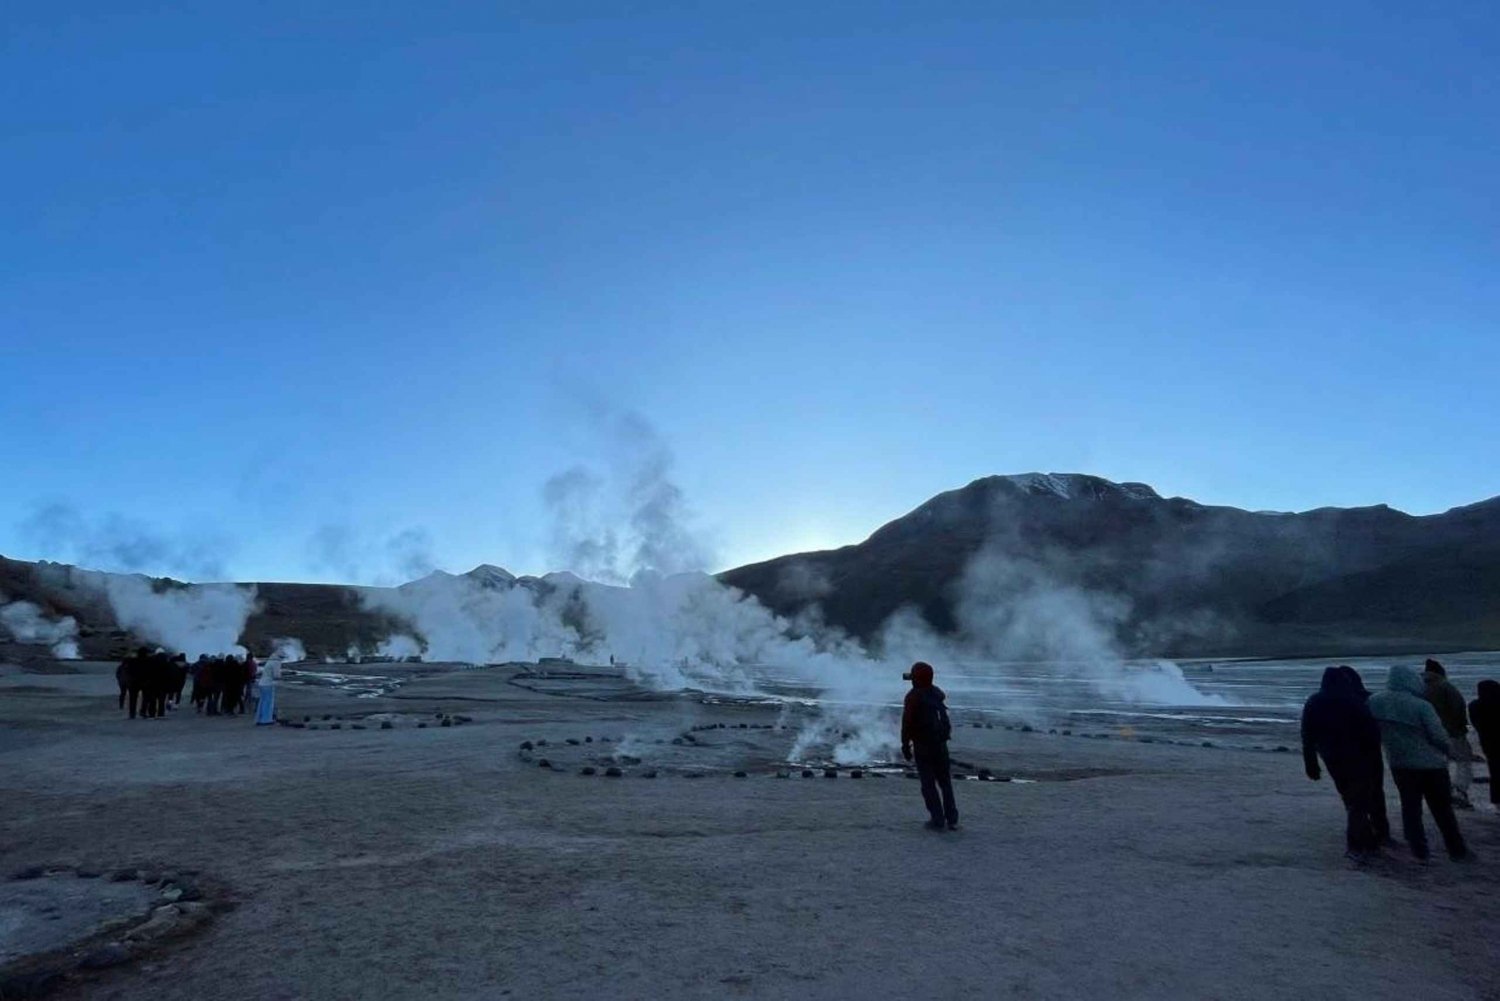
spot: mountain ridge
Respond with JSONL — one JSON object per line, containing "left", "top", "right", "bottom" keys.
{"left": 4, "top": 473, "right": 1498, "bottom": 661}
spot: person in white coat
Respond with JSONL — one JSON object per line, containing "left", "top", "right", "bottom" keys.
{"left": 255, "top": 656, "right": 282, "bottom": 726}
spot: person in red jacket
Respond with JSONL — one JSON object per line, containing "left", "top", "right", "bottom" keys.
{"left": 901, "top": 661, "right": 959, "bottom": 831}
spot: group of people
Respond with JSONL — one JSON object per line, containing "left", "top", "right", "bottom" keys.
{"left": 115, "top": 648, "right": 282, "bottom": 726}
{"left": 1302, "top": 658, "right": 1500, "bottom": 863}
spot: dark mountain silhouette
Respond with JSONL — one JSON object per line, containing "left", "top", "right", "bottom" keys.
{"left": 3, "top": 473, "right": 1498, "bottom": 660}
{"left": 717, "top": 473, "right": 1500, "bottom": 658}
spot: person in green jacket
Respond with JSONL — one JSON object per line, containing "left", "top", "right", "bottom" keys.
{"left": 1368, "top": 665, "right": 1472, "bottom": 862}
{"left": 1423, "top": 659, "right": 1474, "bottom": 809}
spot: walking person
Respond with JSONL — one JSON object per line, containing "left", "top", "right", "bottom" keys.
{"left": 1337, "top": 666, "right": 1392, "bottom": 845}
{"left": 1423, "top": 659, "right": 1475, "bottom": 809}
{"left": 254, "top": 654, "right": 281, "bottom": 726}
{"left": 901, "top": 661, "right": 959, "bottom": 832}
{"left": 1369, "top": 665, "right": 1473, "bottom": 862}
{"left": 1469, "top": 680, "right": 1500, "bottom": 812}
{"left": 1301, "top": 666, "right": 1386, "bottom": 858}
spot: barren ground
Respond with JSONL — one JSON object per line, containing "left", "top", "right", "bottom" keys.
{"left": 2, "top": 658, "right": 1497, "bottom": 1001}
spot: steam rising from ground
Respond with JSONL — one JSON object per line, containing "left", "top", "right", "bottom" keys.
{"left": 359, "top": 410, "right": 1223, "bottom": 764}
{"left": 0, "top": 595, "right": 80, "bottom": 659}
{"left": 78, "top": 571, "right": 258, "bottom": 659}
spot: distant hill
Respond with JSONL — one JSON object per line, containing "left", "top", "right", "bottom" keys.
{"left": 4, "top": 473, "right": 1499, "bottom": 660}
{"left": 717, "top": 473, "right": 1500, "bottom": 658}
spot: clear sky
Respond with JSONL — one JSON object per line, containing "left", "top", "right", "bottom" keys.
{"left": 3, "top": 1, "right": 1497, "bottom": 583}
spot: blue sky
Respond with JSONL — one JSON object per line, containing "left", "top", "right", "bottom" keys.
{"left": 3, "top": 1, "right": 1497, "bottom": 582}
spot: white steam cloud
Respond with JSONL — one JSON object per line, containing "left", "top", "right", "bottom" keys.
{"left": 0, "top": 595, "right": 81, "bottom": 659}
{"left": 78, "top": 571, "right": 258, "bottom": 658}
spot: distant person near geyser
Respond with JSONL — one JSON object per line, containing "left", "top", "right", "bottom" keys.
{"left": 1368, "top": 666, "right": 1473, "bottom": 862}
{"left": 1300, "top": 666, "right": 1389, "bottom": 859}
{"left": 901, "top": 661, "right": 959, "bottom": 832}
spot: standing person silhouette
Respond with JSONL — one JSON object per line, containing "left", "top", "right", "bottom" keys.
{"left": 901, "top": 662, "right": 959, "bottom": 831}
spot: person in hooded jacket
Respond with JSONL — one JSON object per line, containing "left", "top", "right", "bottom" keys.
{"left": 1337, "top": 666, "right": 1392, "bottom": 845}
{"left": 1469, "top": 680, "right": 1500, "bottom": 809}
{"left": 901, "top": 661, "right": 959, "bottom": 831}
{"left": 1368, "top": 665, "right": 1472, "bottom": 861}
{"left": 1422, "top": 659, "right": 1474, "bottom": 809}
{"left": 1301, "top": 666, "right": 1386, "bottom": 855}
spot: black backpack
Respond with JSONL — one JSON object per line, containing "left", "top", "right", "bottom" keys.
{"left": 916, "top": 688, "right": 951, "bottom": 743}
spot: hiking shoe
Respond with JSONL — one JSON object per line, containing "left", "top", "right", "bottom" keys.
{"left": 923, "top": 820, "right": 946, "bottom": 832}
{"left": 947, "top": 822, "right": 959, "bottom": 831}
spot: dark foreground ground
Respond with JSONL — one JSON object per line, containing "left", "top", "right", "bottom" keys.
{"left": 2, "top": 658, "right": 1498, "bottom": 1001}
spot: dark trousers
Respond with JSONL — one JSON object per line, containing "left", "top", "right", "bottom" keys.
{"left": 1391, "top": 767, "right": 1467, "bottom": 859}
{"left": 1332, "top": 767, "right": 1387, "bottom": 852}
{"left": 915, "top": 744, "right": 959, "bottom": 826}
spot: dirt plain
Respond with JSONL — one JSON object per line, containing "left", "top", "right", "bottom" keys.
{"left": 1, "top": 657, "right": 1498, "bottom": 1001}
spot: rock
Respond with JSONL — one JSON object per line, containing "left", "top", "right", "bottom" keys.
{"left": 160, "top": 887, "right": 183, "bottom": 903}
{"left": 1021, "top": 725, "right": 1034, "bottom": 733}
{"left": 330, "top": 723, "right": 342, "bottom": 730}
{"left": 417, "top": 723, "right": 427, "bottom": 729}
{"left": 971, "top": 722, "right": 983, "bottom": 728}
{"left": 520, "top": 741, "right": 534, "bottom": 750}
{"left": 849, "top": 770, "right": 864, "bottom": 779}
{"left": 435, "top": 712, "right": 444, "bottom": 718}
{"left": 671, "top": 737, "right": 685, "bottom": 745}
{"left": 1048, "top": 728, "right": 1058, "bottom": 735}
{"left": 538, "top": 759, "right": 552, "bottom": 768}
{"left": 77, "top": 867, "right": 101, "bottom": 878}
{"left": 566, "top": 738, "right": 581, "bottom": 746}
{"left": 79, "top": 943, "right": 135, "bottom": 969}
{"left": 823, "top": 768, "right": 837, "bottom": 779}
{"left": 733, "top": 771, "right": 748, "bottom": 778}
{"left": 684, "top": 773, "right": 703, "bottom": 779}
{"left": 978, "top": 769, "right": 993, "bottom": 780}
{"left": 440, "top": 718, "right": 452, "bottom": 728}
{"left": 174, "top": 880, "right": 204, "bottom": 902}
{"left": 776, "top": 771, "right": 790, "bottom": 779}
{"left": 801, "top": 769, "right": 815, "bottom": 778}
{"left": 381, "top": 721, "right": 393, "bottom": 730}
{"left": 352, "top": 724, "right": 367, "bottom": 730}
{"left": 604, "top": 767, "right": 623, "bottom": 778}
{"left": 584, "top": 736, "right": 593, "bottom": 743}
{"left": 1274, "top": 745, "right": 1290, "bottom": 753}
{"left": 1062, "top": 730, "right": 1072, "bottom": 736}
{"left": 642, "top": 770, "right": 658, "bottom": 778}
{"left": 108, "top": 868, "right": 137, "bottom": 882}
{"left": 535, "top": 739, "right": 548, "bottom": 747}
{"left": 303, "top": 715, "right": 311, "bottom": 722}
{"left": 307, "top": 724, "right": 319, "bottom": 730}
{"left": 11, "top": 865, "right": 47, "bottom": 880}
{"left": 1202, "top": 741, "right": 1215, "bottom": 748}
{"left": 580, "top": 766, "right": 596, "bottom": 776}
{"left": 322, "top": 714, "right": 332, "bottom": 721}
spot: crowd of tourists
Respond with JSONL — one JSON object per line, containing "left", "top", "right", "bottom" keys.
{"left": 1302, "top": 658, "right": 1500, "bottom": 863}
{"left": 115, "top": 647, "right": 282, "bottom": 725}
